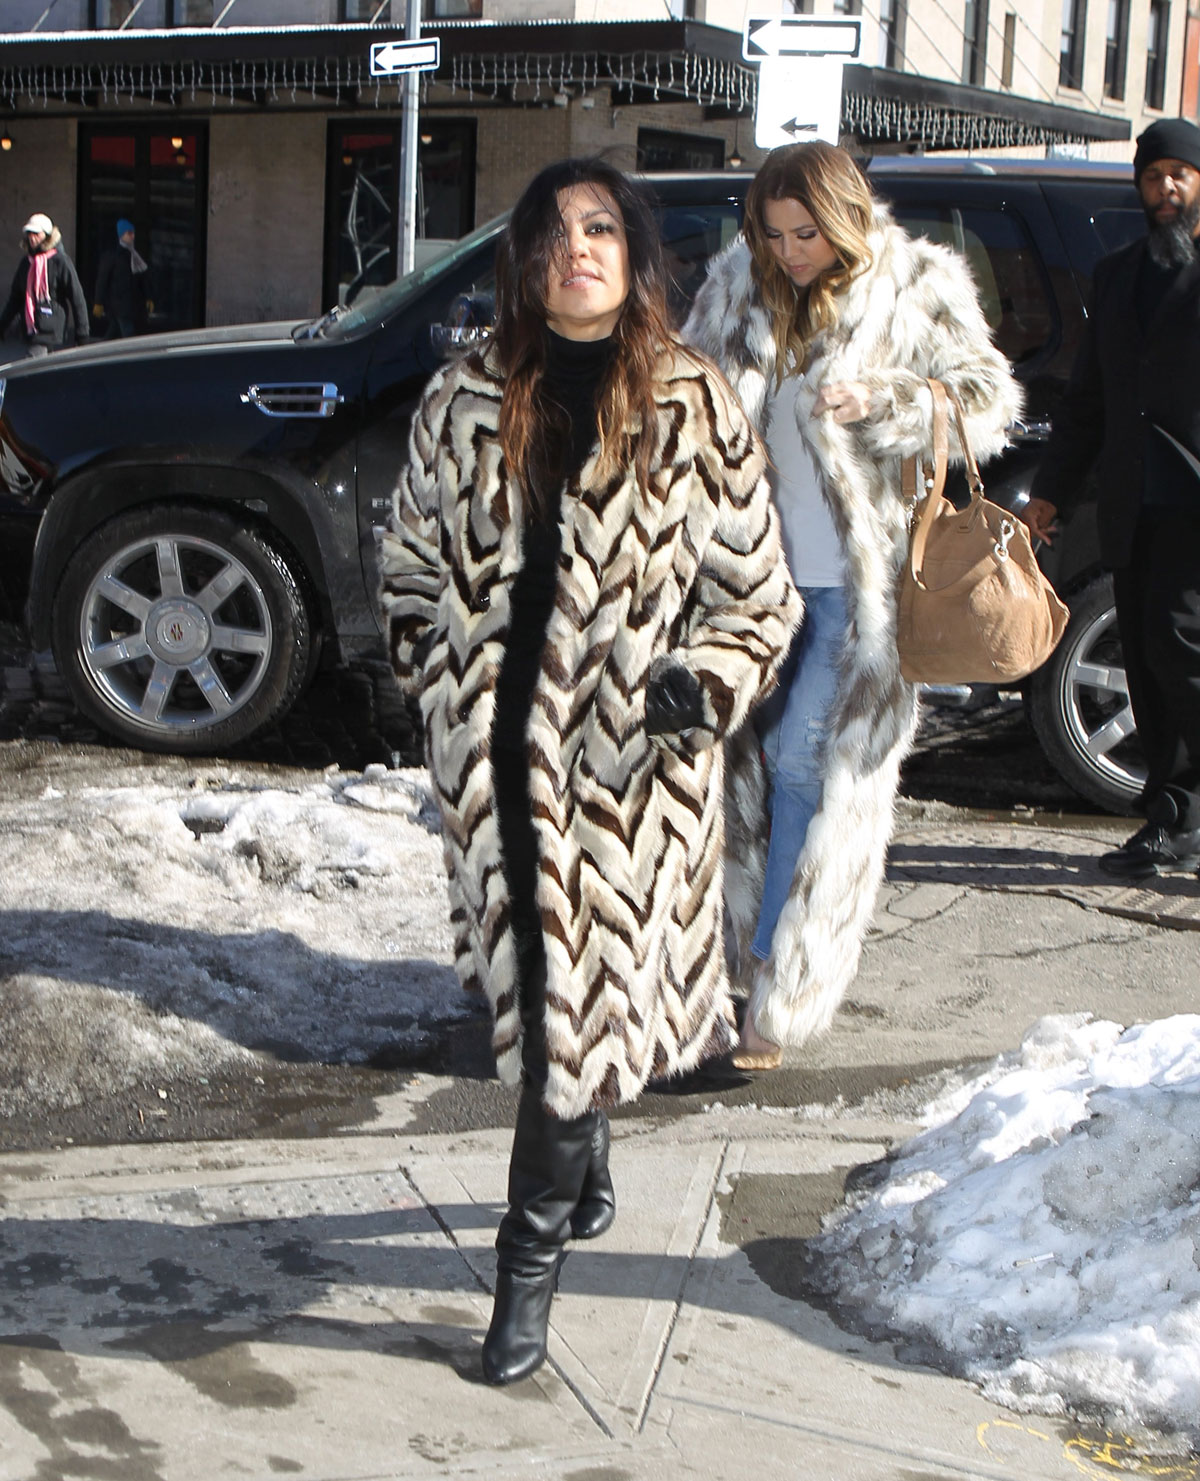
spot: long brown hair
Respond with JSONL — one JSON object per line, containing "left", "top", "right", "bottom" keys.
{"left": 743, "top": 142, "right": 875, "bottom": 377}
{"left": 493, "top": 157, "right": 674, "bottom": 510}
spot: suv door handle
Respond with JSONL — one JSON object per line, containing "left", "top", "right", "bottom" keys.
{"left": 1007, "top": 416, "right": 1053, "bottom": 444}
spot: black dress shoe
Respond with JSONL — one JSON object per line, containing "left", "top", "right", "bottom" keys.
{"left": 1098, "top": 821, "right": 1200, "bottom": 878}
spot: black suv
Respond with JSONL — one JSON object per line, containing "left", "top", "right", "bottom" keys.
{"left": 0, "top": 160, "right": 1145, "bottom": 810}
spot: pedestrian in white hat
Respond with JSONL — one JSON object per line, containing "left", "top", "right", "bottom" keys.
{"left": 0, "top": 211, "right": 90, "bottom": 358}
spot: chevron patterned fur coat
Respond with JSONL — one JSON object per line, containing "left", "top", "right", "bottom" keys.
{"left": 379, "top": 341, "right": 800, "bottom": 1118}
{"left": 683, "top": 204, "right": 1022, "bottom": 1048}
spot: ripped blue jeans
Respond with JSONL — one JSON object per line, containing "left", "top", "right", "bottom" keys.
{"left": 751, "top": 584, "right": 848, "bottom": 961}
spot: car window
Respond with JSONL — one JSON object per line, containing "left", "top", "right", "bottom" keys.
{"left": 322, "top": 216, "right": 505, "bottom": 338}
{"left": 1091, "top": 208, "right": 1147, "bottom": 254}
{"left": 413, "top": 197, "right": 744, "bottom": 350}
{"left": 657, "top": 203, "right": 743, "bottom": 323}
{"left": 892, "top": 204, "right": 1056, "bottom": 367}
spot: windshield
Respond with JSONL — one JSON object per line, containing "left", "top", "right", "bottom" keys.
{"left": 314, "top": 214, "right": 507, "bottom": 339}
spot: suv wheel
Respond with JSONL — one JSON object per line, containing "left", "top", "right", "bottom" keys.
{"left": 52, "top": 505, "right": 313, "bottom": 754}
{"left": 1025, "top": 573, "right": 1144, "bottom": 813}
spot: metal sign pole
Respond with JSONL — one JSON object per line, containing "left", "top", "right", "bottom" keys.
{"left": 397, "top": 0, "right": 422, "bottom": 279}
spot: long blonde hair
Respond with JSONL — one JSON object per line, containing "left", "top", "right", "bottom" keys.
{"left": 743, "top": 142, "right": 875, "bottom": 378}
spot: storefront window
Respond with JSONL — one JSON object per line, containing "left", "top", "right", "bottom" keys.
{"left": 324, "top": 119, "right": 476, "bottom": 308}
{"left": 636, "top": 128, "right": 724, "bottom": 171}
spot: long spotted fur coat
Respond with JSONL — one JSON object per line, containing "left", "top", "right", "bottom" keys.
{"left": 683, "top": 203, "right": 1022, "bottom": 1047}
{"left": 379, "top": 341, "right": 800, "bottom": 1117}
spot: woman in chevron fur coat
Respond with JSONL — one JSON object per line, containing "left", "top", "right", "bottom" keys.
{"left": 684, "top": 142, "right": 1021, "bottom": 1069}
{"left": 380, "top": 158, "right": 799, "bottom": 1385}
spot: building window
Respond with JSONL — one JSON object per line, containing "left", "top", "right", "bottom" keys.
{"left": 636, "top": 128, "right": 725, "bottom": 172}
{"left": 1059, "top": 0, "right": 1086, "bottom": 89}
{"left": 1145, "top": 0, "right": 1169, "bottom": 108}
{"left": 339, "top": 0, "right": 389, "bottom": 17}
{"left": 421, "top": 0, "right": 482, "bottom": 16}
{"left": 1001, "top": 11, "right": 1017, "bottom": 86}
{"left": 169, "top": 0, "right": 212, "bottom": 20}
{"left": 878, "top": 0, "right": 906, "bottom": 68}
{"left": 324, "top": 119, "right": 476, "bottom": 308}
{"left": 833, "top": 0, "right": 862, "bottom": 13}
{"left": 90, "top": 0, "right": 160, "bottom": 22}
{"left": 1103, "top": 0, "right": 1129, "bottom": 98}
{"left": 791, "top": 0, "right": 815, "bottom": 12}
{"left": 963, "top": 0, "right": 989, "bottom": 84}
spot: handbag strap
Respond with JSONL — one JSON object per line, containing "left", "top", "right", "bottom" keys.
{"left": 904, "top": 378, "right": 951, "bottom": 583}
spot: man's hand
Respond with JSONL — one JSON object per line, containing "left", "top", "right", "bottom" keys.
{"left": 1020, "top": 497, "right": 1059, "bottom": 544}
{"left": 92, "top": 303, "right": 103, "bottom": 319}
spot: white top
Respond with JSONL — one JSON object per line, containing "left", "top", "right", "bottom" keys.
{"left": 765, "top": 372, "right": 844, "bottom": 588}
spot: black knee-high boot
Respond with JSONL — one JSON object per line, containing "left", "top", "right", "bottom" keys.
{"left": 570, "top": 1112, "right": 616, "bottom": 1240}
{"left": 482, "top": 1082, "right": 597, "bottom": 1385}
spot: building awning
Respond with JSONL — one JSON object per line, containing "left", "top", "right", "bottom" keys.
{"left": 843, "top": 64, "right": 1131, "bottom": 149}
{"left": 0, "top": 20, "right": 755, "bottom": 113}
{"left": 0, "top": 20, "right": 1129, "bottom": 149}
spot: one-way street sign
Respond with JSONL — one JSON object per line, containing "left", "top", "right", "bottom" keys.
{"left": 742, "top": 17, "right": 861, "bottom": 60}
{"left": 369, "top": 37, "right": 441, "bottom": 76}
{"left": 754, "top": 53, "right": 852, "bottom": 149}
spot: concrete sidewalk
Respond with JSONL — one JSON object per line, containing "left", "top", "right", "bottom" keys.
{"left": 1, "top": 803, "right": 1197, "bottom": 1481}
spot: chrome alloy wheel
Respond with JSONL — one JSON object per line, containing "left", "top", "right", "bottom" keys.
{"left": 77, "top": 532, "right": 274, "bottom": 734}
{"left": 1056, "top": 602, "right": 1145, "bottom": 802}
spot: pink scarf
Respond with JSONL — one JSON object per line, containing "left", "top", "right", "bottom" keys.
{"left": 24, "top": 247, "right": 55, "bottom": 335}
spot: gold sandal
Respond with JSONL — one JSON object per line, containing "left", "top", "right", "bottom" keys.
{"left": 732, "top": 1017, "right": 782, "bottom": 1072}
{"left": 731, "top": 1044, "right": 783, "bottom": 1071}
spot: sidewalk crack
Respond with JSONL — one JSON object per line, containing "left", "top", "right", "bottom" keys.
{"left": 634, "top": 1136, "right": 731, "bottom": 1434}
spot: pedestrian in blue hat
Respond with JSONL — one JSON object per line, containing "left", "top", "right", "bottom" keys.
{"left": 94, "top": 217, "right": 150, "bottom": 338}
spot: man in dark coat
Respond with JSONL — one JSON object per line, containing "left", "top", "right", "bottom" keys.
{"left": 93, "top": 218, "right": 149, "bottom": 338}
{"left": 1025, "top": 119, "right": 1200, "bottom": 878}
{"left": 0, "top": 213, "right": 90, "bottom": 358}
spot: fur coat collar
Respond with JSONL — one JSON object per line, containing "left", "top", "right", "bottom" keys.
{"left": 380, "top": 342, "right": 799, "bottom": 1116}
{"left": 684, "top": 205, "right": 1022, "bottom": 1046}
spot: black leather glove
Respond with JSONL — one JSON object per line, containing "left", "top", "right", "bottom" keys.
{"left": 645, "top": 661, "right": 704, "bottom": 737}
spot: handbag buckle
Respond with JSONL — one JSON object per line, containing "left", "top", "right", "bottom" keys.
{"left": 994, "top": 516, "right": 1015, "bottom": 562}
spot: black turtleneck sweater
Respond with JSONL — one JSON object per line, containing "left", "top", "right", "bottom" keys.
{"left": 491, "top": 329, "right": 616, "bottom": 758}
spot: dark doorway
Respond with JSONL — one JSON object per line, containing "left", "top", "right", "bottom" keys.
{"left": 323, "top": 118, "right": 476, "bottom": 309}
{"left": 77, "top": 122, "right": 209, "bottom": 335}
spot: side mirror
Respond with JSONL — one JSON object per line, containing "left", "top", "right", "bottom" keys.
{"left": 430, "top": 292, "right": 495, "bottom": 358}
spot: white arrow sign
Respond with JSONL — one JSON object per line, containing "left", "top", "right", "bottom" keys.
{"left": 369, "top": 37, "right": 440, "bottom": 76}
{"left": 743, "top": 17, "right": 861, "bottom": 60}
{"left": 755, "top": 57, "right": 846, "bottom": 149}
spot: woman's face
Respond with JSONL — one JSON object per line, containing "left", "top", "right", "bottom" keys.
{"left": 761, "top": 196, "right": 838, "bottom": 287}
{"left": 544, "top": 183, "right": 630, "bottom": 341}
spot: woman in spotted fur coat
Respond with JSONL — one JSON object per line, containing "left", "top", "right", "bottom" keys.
{"left": 380, "top": 158, "right": 798, "bottom": 1385}
{"left": 684, "top": 142, "right": 1022, "bottom": 1068}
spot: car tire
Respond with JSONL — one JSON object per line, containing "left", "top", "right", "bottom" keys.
{"left": 51, "top": 504, "right": 313, "bottom": 755}
{"left": 1025, "top": 572, "right": 1144, "bottom": 814}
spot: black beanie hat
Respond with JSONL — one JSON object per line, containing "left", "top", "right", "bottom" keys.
{"left": 1134, "top": 118, "right": 1200, "bottom": 179}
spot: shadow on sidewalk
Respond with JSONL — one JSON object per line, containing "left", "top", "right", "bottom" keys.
{"left": 887, "top": 840, "right": 1200, "bottom": 898}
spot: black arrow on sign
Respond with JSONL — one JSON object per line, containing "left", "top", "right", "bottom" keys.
{"left": 782, "top": 119, "right": 821, "bottom": 136}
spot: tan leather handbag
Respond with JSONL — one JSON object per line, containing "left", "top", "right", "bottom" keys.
{"left": 896, "top": 378, "right": 1068, "bottom": 685}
